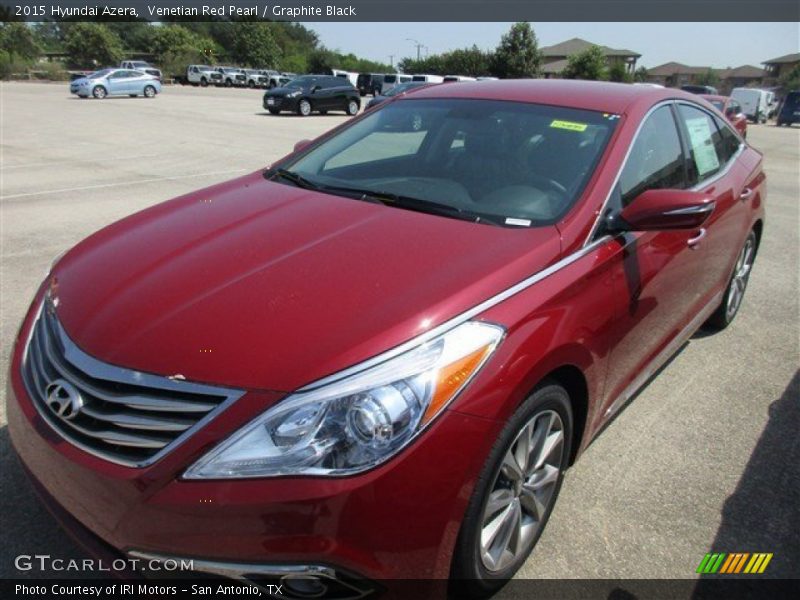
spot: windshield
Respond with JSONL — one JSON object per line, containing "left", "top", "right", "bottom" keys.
{"left": 278, "top": 98, "right": 618, "bottom": 227}
{"left": 87, "top": 69, "right": 113, "bottom": 79}
{"left": 285, "top": 77, "right": 314, "bottom": 88}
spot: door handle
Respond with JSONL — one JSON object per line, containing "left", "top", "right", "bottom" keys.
{"left": 739, "top": 187, "right": 753, "bottom": 201}
{"left": 687, "top": 228, "right": 706, "bottom": 249}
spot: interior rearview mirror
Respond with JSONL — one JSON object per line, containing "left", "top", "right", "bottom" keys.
{"left": 613, "top": 189, "right": 716, "bottom": 231}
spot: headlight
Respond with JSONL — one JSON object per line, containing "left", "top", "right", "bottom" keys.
{"left": 184, "top": 321, "right": 504, "bottom": 479}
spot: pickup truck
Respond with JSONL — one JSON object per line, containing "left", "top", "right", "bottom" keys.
{"left": 215, "top": 67, "right": 247, "bottom": 87}
{"left": 186, "top": 65, "right": 223, "bottom": 87}
{"left": 244, "top": 70, "right": 270, "bottom": 88}
{"left": 120, "top": 60, "right": 162, "bottom": 81}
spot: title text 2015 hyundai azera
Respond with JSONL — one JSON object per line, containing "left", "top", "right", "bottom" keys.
{"left": 8, "top": 80, "right": 764, "bottom": 598}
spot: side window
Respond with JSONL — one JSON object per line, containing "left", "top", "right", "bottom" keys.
{"left": 713, "top": 115, "right": 741, "bottom": 162}
{"left": 619, "top": 105, "right": 685, "bottom": 206}
{"left": 677, "top": 104, "right": 726, "bottom": 184}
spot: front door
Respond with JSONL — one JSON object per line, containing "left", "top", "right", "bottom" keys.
{"left": 599, "top": 103, "right": 715, "bottom": 419}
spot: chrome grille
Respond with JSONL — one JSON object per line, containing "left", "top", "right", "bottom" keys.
{"left": 21, "top": 298, "right": 243, "bottom": 467}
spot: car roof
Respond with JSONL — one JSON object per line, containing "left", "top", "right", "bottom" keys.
{"left": 700, "top": 94, "right": 729, "bottom": 103}
{"left": 402, "top": 79, "right": 701, "bottom": 115}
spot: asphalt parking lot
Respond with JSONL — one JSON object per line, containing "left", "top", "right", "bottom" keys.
{"left": 0, "top": 82, "right": 798, "bottom": 583}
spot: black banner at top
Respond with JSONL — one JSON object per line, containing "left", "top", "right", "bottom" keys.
{"left": 2, "top": 0, "right": 799, "bottom": 22}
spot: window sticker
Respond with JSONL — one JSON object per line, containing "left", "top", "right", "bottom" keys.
{"left": 550, "top": 119, "right": 588, "bottom": 132}
{"left": 685, "top": 117, "right": 720, "bottom": 176}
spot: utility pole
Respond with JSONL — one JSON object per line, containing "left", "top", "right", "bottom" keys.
{"left": 388, "top": 54, "right": 394, "bottom": 68}
{"left": 406, "top": 38, "right": 424, "bottom": 62}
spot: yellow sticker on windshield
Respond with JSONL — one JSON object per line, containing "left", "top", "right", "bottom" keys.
{"left": 550, "top": 119, "right": 588, "bottom": 132}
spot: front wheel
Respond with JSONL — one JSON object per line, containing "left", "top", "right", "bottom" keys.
{"left": 268, "top": 108, "right": 280, "bottom": 115}
{"left": 297, "top": 99, "right": 312, "bottom": 116}
{"left": 225, "top": 79, "right": 233, "bottom": 88}
{"left": 143, "top": 85, "right": 156, "bottom": 98}
{"left": 450, "top": 383, "right": 572, "bottom": 598}
{"left": 346, "top": 99, "right": 359, "bottom": 116}
{"left": 92, "top": 85, "right": 107, "bottom": 99}
{"left": 705, "top": 230, "right": 757, "bottom": 330}
{"left": 200, "top": 78, "right": 208, "bottom": 87}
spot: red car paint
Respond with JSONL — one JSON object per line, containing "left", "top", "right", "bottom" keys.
{"left": 701, "top": 93, "right": 749, "bottom": 138}
{"left": 8, "top": 80, "right": 765, "bottom": 583}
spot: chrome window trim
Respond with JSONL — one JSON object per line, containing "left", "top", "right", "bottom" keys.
{"left": 581, "top": 98, "right": 746, "bottom": 248}
{"left": 299, "top": 234, "right": 612, "bottom": 392}
{"left": 21, "top": 298, "right": 245, "bottom": 469}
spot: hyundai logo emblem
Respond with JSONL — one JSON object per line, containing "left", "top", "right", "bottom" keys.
{"left": 45, "top": 379, "right": 84, "bottom": 421}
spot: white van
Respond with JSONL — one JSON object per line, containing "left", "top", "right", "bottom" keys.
{"left": 730, "top": 88, "right": 771, "bottom": 124}
{"left": 412, "top": 74, "right": 445, "bottom": 83}
{"left": 443, "top": 75, "right": 477, "bottom": 82}
{"left": 331, "top": 69, "right": 358, "bottom": 87}
{"left": 381, "top": 73, "right": 412, "bottom": 94}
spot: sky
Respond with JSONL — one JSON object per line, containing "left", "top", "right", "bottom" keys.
{"left": 307, "top": 22, "right": 800, "bottom": 69}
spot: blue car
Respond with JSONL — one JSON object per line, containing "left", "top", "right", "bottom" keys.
{"left": 70, "top": 68, "right": 162, "bottom": 99}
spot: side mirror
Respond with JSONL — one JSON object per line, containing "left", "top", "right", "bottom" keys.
{"left": 311, "top": 85, "right": 321, "bottom": 93}
{"left": 293, "top": 139, "right": 312, "bottom": 153}
{"left": 613, "top": 189, "right": 715, "bottom": 231}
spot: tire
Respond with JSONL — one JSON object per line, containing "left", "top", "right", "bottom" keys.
{"left": 225, "top": 79, "right": 233, "bottom": 88}
{"left": 268, "top": 108, "right": 280, "bottom": 115}
{"left": 297, "top": 99, "right": 312, "bottom": 116}
{"left": 346, "top": 99, "right": 359, "bottom": 116}
{"left": 705, "top": 230, "right": 757, "bottom": 331}
{"left": 450, "top": 383, "right": 573, "bottom": 599}
{"left": 92, "top": 86, "right": 107, "bottom": 99}
{"left": 319, "top": 109, "right": 328, "bottom": 115}
{"left": 269, "top": 81, "right": 276, "bottom": 89}
{"left": 248, "top": 80, "right": 255, "bottom": 89}
{"left": 200, "top": 78, "right": 208, "bottom": 87}
{"left": 129, "top": 94, "right": 137, "bottom": 98}
{"left": 143, "top": 85, "right": 156, "bottom": 98}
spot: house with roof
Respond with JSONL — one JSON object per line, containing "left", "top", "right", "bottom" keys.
{"left": 762, "top": 52, "right": 800, "bottom": 86}
{"left": 717, "top": 65, "right": 767, "bottom": 93}
{"left": 540, "top": 37, "right": 641, "bottom": 78}
{"left": 645, "top": 62, "right": 713, "bottom": 88}
{"left": 645, "top": 62, "right": 766, "bottom": 93}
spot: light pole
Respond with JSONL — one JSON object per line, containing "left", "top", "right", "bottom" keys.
{"left": 406, "top": 38, "right": 424, "bottom": 62}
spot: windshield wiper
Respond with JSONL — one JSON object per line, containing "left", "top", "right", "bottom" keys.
{"left": 341, "top": 187, "right": 504, "bottom": 226}
{"left": 267, "top": 168, "right": 322, "bottom": 191}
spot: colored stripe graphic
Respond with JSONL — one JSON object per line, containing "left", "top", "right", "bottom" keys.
{"left": 700, "top": 552, "right": 774, "bottom": 574}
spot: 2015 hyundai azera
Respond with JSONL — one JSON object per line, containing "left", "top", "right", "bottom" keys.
{"left": 8, "top": 80, "right": 764, "bottom": 598}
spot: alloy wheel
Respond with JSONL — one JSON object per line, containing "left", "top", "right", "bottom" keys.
{"left": 93, "top": 86, "right": 106, "bottom": 99}
{"left": 726, "top": 234, "right": 755, "bottom": 320}
{"left": 144, "top": 86, "right": 156, "bottom": 98}
{"left": 299, "top": 100, "right": 312, "bottom": 116}
{"left": 347, "top": 100, "right": 359, "bottom": 115}
{"left": 479, "top": 410, "right": 565, "bottom": 572}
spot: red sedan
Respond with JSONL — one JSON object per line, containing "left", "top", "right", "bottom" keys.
{"left": 702, "top": 93, "right": 749, "bottom": 138}
{"left": 8, "top": 80, "right": 764, "bottom": 597}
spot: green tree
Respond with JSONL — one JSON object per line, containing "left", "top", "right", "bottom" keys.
{"left": 562, "top": 45, "right": 608, "bottom": 80}
{"left": 307, "top": 47, "right": 337, "bottom": 73}
{"left": 63, "top": 23, "right": 123, "bottom": 68}
{"left": 779, "top": 64, "right": 800, "bottom": 92}
{"left": 149, "top": 25, "right": 216, "bottom": 62}
{"left": 491, "top": 22, "right": 541, "bottom": 78}
{"left": 608, "top": 61, "right": 632, "bottom": 83}
{"left": 31, "top": 22, "right": 63, "bottom": 52}
{"left": 0, "top": 22, "right": 41, "bottom": 60}
{"left": 696, "top": 68, "right": 720, "bottom": 87}
{"left": 634, "top": 65, "right": 649, "bottom": 82}
{"left": 230, "top": 22, "right": 281, "bottom": 68}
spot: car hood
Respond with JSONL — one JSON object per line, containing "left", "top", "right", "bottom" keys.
{"left": 51, "top": 171, "right": 561, "bottom": 392}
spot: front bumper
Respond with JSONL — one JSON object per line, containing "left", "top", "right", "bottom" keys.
{"left": 264, "top": 96, "right": 299, "bottom": 111}
{"left": 6, "top": 301, "right": 499, "bottom": 582}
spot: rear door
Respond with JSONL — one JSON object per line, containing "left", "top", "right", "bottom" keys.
{"left": 675, "top": 102, "right": 750, "bottom": 299}
{"left": 599, "top": 103, "right": 715, "bottom": 418}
